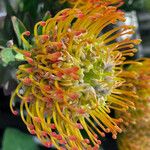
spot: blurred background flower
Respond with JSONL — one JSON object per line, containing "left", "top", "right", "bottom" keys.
{"left": 117, "top": 58, "right": 150, "bottom": 150}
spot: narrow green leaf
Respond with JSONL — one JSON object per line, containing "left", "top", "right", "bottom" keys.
{"left": 43, "top": 11, "right": 51, "bottom": 21}
{"left": 11, "top": 16, "right": 27, "bottom": 47}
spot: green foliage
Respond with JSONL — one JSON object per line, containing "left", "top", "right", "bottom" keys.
{"left": 0, "top": 0, "right": 58, "bottom": 92}
{"left": 1, "top": 0, "right": 68, "bottom": 44}
{"left": 11, "top": 16, "right": 27, "bottom": 47}
{"left": 2, "top": 128, "right": 39, "bottom": 150}
{"left": 0, "top": 48, "right": 15, "bottom": 66}
{"left": 120, "top": 0, "right": 150, "bottom": 12}
{"left": 15, "top": 53, "right": 24, "bottom": 61}
{"left": 144, "top": 0, "right": 150, "bottom": 11}
{"left": 121, "top": 0, "right": 144, "bottom": 11}
{"left": 0, "top": 46, "right": 25, "bottom": 66}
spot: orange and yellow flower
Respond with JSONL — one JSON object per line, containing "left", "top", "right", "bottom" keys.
{"left": 117, "top": 58, "right": 150, "bottom": 150}
{"left": 10, "top": 1, "right": 141, "bottom": 149}
{"left": 59, "top": 0, "right": 124, "bottom": 7}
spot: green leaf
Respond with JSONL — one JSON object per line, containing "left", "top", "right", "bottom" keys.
{"left": 43, "top": 11, "right": 51, "bottom": 21}
{"left": 2, "top": 128, "right": 39, "bottom": 150}
{"left": 15, "top": 53, "right": 25, "bottom": 60}
{"left": 144, "top": 0, "right": 150, "bottom": 10}
{"left": 0, "top": 48, "right": 15, "bottom": 66}
{"left": 11, "top": 16, "right": 27, "bottom": 47}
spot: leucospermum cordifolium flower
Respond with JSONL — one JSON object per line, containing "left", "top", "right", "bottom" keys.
{"left": 10, "top": 1, "right": 141, "bottom": 149}
{"left": 117, "top": 58, "right": 150, "bottom": 150}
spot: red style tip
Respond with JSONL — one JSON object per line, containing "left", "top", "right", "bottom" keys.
{"left": 76, "top": 123, "right": 83, "bottom": 129}
{"left": 47, "top": 52, "right": 62, "bottom": 62}
{"left": 42, "top": 35, "right": 49, "bottom": 40}
{"left": 84, "top": 139, "right": 90, "bottom": 144}
{"left": 23, "top": 78, "right": 32, "bottom": 85}
{"left": 59, "top": 140, "right": 67, "bottom": 145}
{"left": 34, "top": 117, "right": 41, "bottom": 123}
{"left": 41, "top": 131, "right": 47, "bottom": 137}
{"left": 57, "top": 42, "right": 63, "bottom": 49}
{"left": 94, "top": 134, "right": 98, "bottom": 138}
{"left": 76, "top": 12, "right": 84, "bottom": 19}
{"left": 56, "top": 135, "right": 63, "bottom": 140}
{"left": 97, "top": 140, "right": 101, "bottom": 145}
{"left": 44, "top": 85, "right": 51, "bottom": 91}
{"left": 69, "top": 136, "right": 77, "bottom": 141}
{"left": 60, "top": 147, "right": 66, "bottom": 150}
{"left": 29, "top": 129, "right": 36, "bottom": 135}
{"left": 23, "top": 51, "right": 31, "bottom": 57}
{"left": 56, "top": 71, "right": 64, "bottom": 78}
{"left": 51, "top": 132, "right": 57, "bottom": 137}
{"left": 72, "top": 147, "right": 78, "bottom": 150}
{"left": 101, "top": 132, "right": 105, "bottom": 137}
{"left": 93, "top": 144, "right": 99, "bottom": 150}
{"left": 26, "top": 68, "right": 33, "bottom": 73}
{"left": 26, "top": 57, "right": 34, "bottom": 64}
{"left": 40, "top": 21, "right": 46, "bottom": 26}
{"left": 12, "top": 110, "right": 18, "bottom": 116}
{"left": 28, "top": 124, "right": 34, "bottom": 130}
{"left": 50, "top": 123, "right": 56, "bottom": 129}
{"left": 112, "top": 134, "right": 117, "bottom": 139}
{"left": 44, "top": 141, "right": 52, "bottom": 148}
{"left": 24, "top": 31, "right": 30, "bottom": 36}
{"left": 69, "top": 93, "right": 79, "bottom": 100}
{"left": 77, "top": 108, "right": 85, "bottom": 114}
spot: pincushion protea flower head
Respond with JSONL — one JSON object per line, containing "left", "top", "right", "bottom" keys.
{"left": 117, "top": 58, "right": 150, "bottom": 150}
{"left": 10, "top": 1, "right": 141, "bottom": 149}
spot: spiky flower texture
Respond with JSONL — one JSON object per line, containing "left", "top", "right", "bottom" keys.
{"left": 118, "top": 59, "right": 150, "bottom": 150}
{"left": 60, "top": 0, "right": 124, "bottom": 7}
{"left": 10, "top": 1, "right": 141, "bottom": 149}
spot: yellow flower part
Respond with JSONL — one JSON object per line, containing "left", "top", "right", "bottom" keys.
{"left": 117, "top": 58, "right": 150, "bottom": 150}
{"left": 60, "top": 0, "right": 124, "bottom": 7}
{"left": 10, "top": 2, "right": 140, "bottom": 150}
